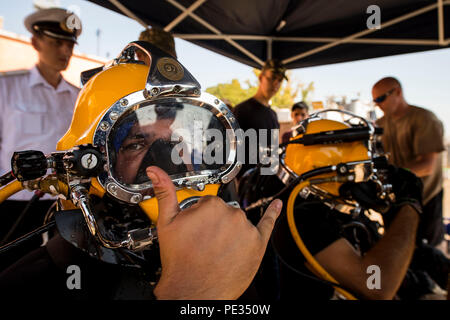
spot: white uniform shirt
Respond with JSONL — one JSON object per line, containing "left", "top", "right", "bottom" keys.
{"left": 0, "top": 66, "right": 79, "bottom": 200}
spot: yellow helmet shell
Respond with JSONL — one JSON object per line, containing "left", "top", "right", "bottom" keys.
{"left": 56, "top": 63, "right": 149, "bottom": 211}
{"left": 284, "top": 119, "right": 370, "bottom": 196}
{"left": 57, "top": 63, "right": 148, "bottom": 151}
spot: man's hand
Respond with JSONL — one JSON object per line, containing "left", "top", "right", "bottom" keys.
{"left": 146, "top": 166, "right": 282, "bottom": 300}
{"left": 383, "top": 165, "right": 423, "bottom": 228}
{"left": 388, "top": 165, "right": 423, "bottom": 203}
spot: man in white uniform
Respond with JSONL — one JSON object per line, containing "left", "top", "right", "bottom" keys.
{"left": 0, "top": 8, "right": 82, "bottom": 250}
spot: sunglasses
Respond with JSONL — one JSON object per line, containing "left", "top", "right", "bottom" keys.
{"left": 373, "top": 88, "right": 396, "bottom": 103}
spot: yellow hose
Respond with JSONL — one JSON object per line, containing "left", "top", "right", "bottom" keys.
{"left": 0, "top": 178, "right": 69, "bottom": 205}
{"left": 287, "top": 180, "right": 357, "bottom": 300}
{"left": 0, "top": 181, "right": 23, "bottom": 204}
{"left": 55, "top": 181, "right": 69, "bottom": 198}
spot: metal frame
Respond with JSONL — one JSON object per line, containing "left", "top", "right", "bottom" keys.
{"left": 93, "top": 92, "right": 241, "bottom": 204}
{"left": 164, "top": 0, "right": 208, "bottom": 32}
{"left": 108, "top": 0, "right": 450, "bottom": 67}
{"left": 108, "top": 0, "right": 148, "bottom": 29}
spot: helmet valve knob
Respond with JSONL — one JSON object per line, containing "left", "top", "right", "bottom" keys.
{"left": 11, "top": 150, "right": 48, "bottom": 181}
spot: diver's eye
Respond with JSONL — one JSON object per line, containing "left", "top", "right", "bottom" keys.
{"left": 120, "top": 140, "right": 147, "bottom": 152}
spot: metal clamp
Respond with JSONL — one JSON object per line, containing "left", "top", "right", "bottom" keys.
{"left": 71, "top": 185, "right": 157, "bottom": 251}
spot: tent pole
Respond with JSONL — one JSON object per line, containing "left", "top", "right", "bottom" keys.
{"left": 277, "top": 37, "right": 441, "bottom": 46}
{"left": 282, "top": 1, "right": 447, "bottom": 65}
{"left": 267, "top": 39, "right": 273, "bottom": 60}
{"left": 438, "top": 0, "right": 445, "bottom": 45}
{"left": 166, "top": 0, "right": 264, "bottom": 66}
{"left": 164, "top": 0, "right": 208, "bottom": 32}
{"left": 108, "top": 0, "right": 149, "bottom": 29}
{"left": 174, "top": 34, "right": 442, "bottom": 46}
{"left": 173, "top": 34, "right": 270, "bottom": 40}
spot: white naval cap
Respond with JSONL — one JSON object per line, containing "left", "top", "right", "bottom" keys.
{"left": 24, "top": 7, "right": 82, "bottom": 43}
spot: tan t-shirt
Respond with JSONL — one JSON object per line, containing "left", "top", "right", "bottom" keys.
{"left": 376, "top": 105, "right": 444, "bottom": 205}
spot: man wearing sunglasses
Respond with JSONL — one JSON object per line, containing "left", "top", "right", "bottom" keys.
{"left": 233, "top": 59, "right": 287, "bottom": 298}
{"left": 373, "top": 77, "right": 446, "bottom": 249}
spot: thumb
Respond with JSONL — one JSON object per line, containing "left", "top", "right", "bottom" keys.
{"left": 146, "top": 166, "right": 180, "bottom": 227}
{"left": 256, "top": 199, "right": 282, "bottom": 244}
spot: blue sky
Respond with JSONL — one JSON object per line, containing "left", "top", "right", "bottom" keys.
{"left": 1, "top": 0, "right": 449, "bottom": 138}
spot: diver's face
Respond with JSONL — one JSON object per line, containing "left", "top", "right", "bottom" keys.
{"left": 115, "top": 119, "right": 173, "bottom": 184}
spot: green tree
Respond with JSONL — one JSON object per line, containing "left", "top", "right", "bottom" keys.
{"left": 205, "top": 78, "right": 256, "bottom": 107}
{"left": 205, "top": 69, "right": 314, "bottom": 109}
{"left": 301, "top": 81, "right": 315, "bottom": 101}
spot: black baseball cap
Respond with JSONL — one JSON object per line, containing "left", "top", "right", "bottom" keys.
{"left": 261, "top": 59, "right": 288, "bottom": 81}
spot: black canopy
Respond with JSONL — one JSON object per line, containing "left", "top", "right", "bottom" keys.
{"left": 87, "top": 0, "right": 450, "bottom": 69}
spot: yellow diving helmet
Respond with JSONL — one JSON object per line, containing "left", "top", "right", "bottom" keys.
{"left": 274, "top": 109, "right": 391, "bottom": 300}
{"left": 276, "top": 109, "right": 390, "bottom": 214}
{"left": 8, "top": 41, "right": 241, "bottom": 252}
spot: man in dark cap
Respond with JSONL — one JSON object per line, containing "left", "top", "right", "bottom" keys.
{"left": 232, "top": 59, "right": 287, "bottom": 299}
{"left": 233, "top": 59, "right": 287, "bottom": 178}
{"left": 0, "top": 8, "right": 82, "bottom": 264}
